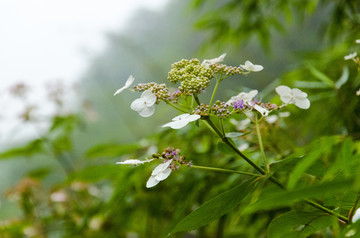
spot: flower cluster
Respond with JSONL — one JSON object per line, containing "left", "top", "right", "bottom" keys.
{"left": 212, "top": 100, "right": 231, "bottom": 118}
{"left": 134, "top": 82, "right": 170, "bottom": 102}
{"left": 212, "top": 64, "right": 244, "bottom": 75}
{"left": 193, "top": 104, "right": 210, "bottom": 117}
{"left": 168, "top": 59, "right": 214, "bottom": 94}
{"left": 162, "top": 113, "right": 200, "bottom": 129}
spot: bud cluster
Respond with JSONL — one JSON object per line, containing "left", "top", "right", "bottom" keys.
{"left": 212, "top": 64, "right": 244, "bottom": 75}
{"left": 168, "top": 59, "right": 214, "bottom": 94}
{"left": 134, "top": 82, "right": 170, "bottom": 102}
{"left": 152, "top": 147, "right": 191, "bottom": 169}
{"left": 212, "top": 100, "right": 231, "bottom": 118}
{"left": 193, "top": 104, "right": 210, "bottom": 117}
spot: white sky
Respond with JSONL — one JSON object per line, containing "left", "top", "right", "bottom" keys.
{"left": 0, "top": 0, "right": 169, "bottom": 148}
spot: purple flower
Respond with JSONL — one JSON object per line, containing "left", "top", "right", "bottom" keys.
{"left": 233, "top": 100, "right": 244, "bottom": 109}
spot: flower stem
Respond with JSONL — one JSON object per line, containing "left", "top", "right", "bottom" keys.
{"left": 166, "top": 101, "right": 188, "bottom": 113}
{"left": 202, "top": 114, "right": 349, "bottom": 223}
{"left": 348, "top": 194, "right": 360, "bottom": 222}
{"left": 191, "top": 165, "right": 261, "bottom": 177}
{"left": 255, "top": 114, "right": 269, "bottom": 173}
{"left": 208, "top": 77, "right": 222, "bottom": 111}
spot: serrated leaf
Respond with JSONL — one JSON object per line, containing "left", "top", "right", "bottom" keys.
{"left": 169, "top": 178, "right": 255, "bottom": 235}
{"left": 268, "top": 211, "right": 337, "bottom": 238}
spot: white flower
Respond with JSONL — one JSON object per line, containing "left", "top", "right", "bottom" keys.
{"left": 162, "top": 113, "right": 201, "bottom": 129}
{"left": 253, "top": 104, "right": 269, "bottom": 116}
{"left": 114, "top": 75, "right": 134, "bottom": 95}
{"left": 279, "top": 111, "right": 291, "bottom": 117}
{"left": 230, "top": 118, "right": 251, "bottom": 130}
{"left": 275, "top": 85, "right": 310, "bottom": 109}
{"left": 240, "top": 61, "right": 264, "bottom": 72}
{"left": 265, "top": 115, "right": 278, "bottom": 124}
{"left": 353, "top": 208, "right": 360, "bottom": 223}
{"left": 238, "top": 143, "right": 249, "bottom": 151}
{"left": 344, "top": 52, "right": 357, "bottom": 60}
{"left": 130, "top": 90, "right": 156, "bottom": 117}
{"left": 146, "top": 159, "right": 173, "bottom": 188}
{"left": 202, "top": 53, "right": 226, "bottom": 68}
{"left": 356, "top": 39, "right": 360, "bottom": 44}
{"left": 226, "top": 90, "right": 258, "bottom": 105}
{"left": 357, "top": 89, "right": 360, "bottom": 96}
{"left": 116, "top": 159, "right": 154, "bottom": 166}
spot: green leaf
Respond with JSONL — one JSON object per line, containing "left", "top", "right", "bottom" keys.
{"left": 335, "top": 66, "right": 349, "bottom": 89}
{"left": 244, "top": 179, "right": 353, "bottom": 214}
{"left": 0, "top": 139, "right": 44, "bottom": 159}
{"left": 169, "top": 178, "right": 255, "bottom": 235}
{"left": 268, "top": 211, "right": 337, "bottom": 238}
{"left": 293, "top": 80, "right": 331, "bottom": 89}
{"left": 306, "top": 63, "right": 334, "bottom": 87}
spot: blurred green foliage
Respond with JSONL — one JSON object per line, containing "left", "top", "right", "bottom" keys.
{"left": 0, "top": 0, "right": 360, "bottom": 237}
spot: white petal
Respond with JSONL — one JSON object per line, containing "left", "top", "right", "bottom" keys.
{"left": 253, "top": 104, "right": 269, "bottom": 116}
{"left": 344, "top": 52, "right": 357, "bottom": 60}
{"left": 151, "top": 159, "right": 172, "bottom": 175}
{"left": 116, "top": 159, "right": 154, "bottom": 165}
{"left": 172, "top": 113, "right": 190, "bottom": 121}
{"left": 265, "top": 115, "right": 278, "bottom": 123}
{"left": 275, "top": 85, "right": 292, "bottom": 97}
{"left": 130, "top": 98, "right": 146, "bottom": 112}
{"left": 280, "top": 95, "right": 292, "bottom": 104}
{"left": 240, "top": 61, "right": 263, "bottom": 72}
{"left": 141, "top": 90, "right": 157, "bottom": 106}
{"left": 279, "top": 112, "right": 290, "bottom": 117}
{"left": 186, "top": 114, "right": 201, "bottom": 122}
{"left": 138, "top": 105, "right": 155, "bottom": 117}
{"left": 247, "top": 90, "right": 258, "bottom": 100}
{"left": 251, "top": 65, "right": 264, "bottom": 72}
{"left": 155, "top": 168, "right": 172, "bottom": 181}
{"left": 292, "top": 88, "right": 307, "bottom": 98}
{"left": 162, "top": 120, "right": 189, "bottom": 129}
{"left": 294, "top": 98, "right": 310, "bottom": 109}
{"left": 114, "top": 75, "right": 135, "bottom": 95}
{"left": 146, "top": 176, "right": 160, "bottom": 188}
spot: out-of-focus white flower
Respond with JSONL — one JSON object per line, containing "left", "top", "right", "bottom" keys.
{"left": 353, "top": 208, "right": 360, "bottom": 223}
{"left": 114, "top": 75, "right": 134, "bottom": 95}
{"left": 230, "top": 118, "right": 251, "bottom": 130}
{"left": 131, "top": 90, "right": 156, "bottom": 117}
{"left": 279, "top": 111, "right": 291, "bottom": 117}
{"left": 240, "top": 61, "right": 264, "bottom": 72}
{"left": 275, "top": 85, "right": 310, "bottom": 109}
{"left": 162, "top": 113, "right": 201, "bottom": 129}
{"left": 202, "top": 53, "right": 226, "bottom": 68}
{"left": 146, "top": 159, "right": 173, "bottom": 188}
{"left": 50, "top": 190, "right": 67, "bottom": 202}
{"left": 116, "top": 159, "right": 154, "bottom": 166}
{"left": 265, "top": 115, "right": 278, "bottom": 124}
{"left": 344, "top": 52, "right": 357, "bottom": 60}
{"left": 356, "top": 89, "right": 360, "bottom": 96}
{"left": 238, "top": 143, "right": 249, "bottom": 151}
{"left": 226, "top": 90, "right": 258, "bottom": 105}
{"left": 356, "top": 39, "right": 360, "bottom": 44}
{"left": 253, "top": 104, "right": 269, "bottom": 116}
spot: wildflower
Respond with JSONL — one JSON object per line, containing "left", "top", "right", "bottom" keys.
{"left": 344, "top": 52, "right": 357, "bottom": 60}
{"left": 356, "top": 39, "right": 360, "bottom": 44}
{"left": 253, "top": 104, "right": 269, "bottom": 116}
{"left": 240, "top": 61, "right": 264, "bottom": 72}
{"left": 202, "top": 53, "right": 226, "bottom": 68}
{"left": 233, "top": 100, "right": 244, "bottom": 110}
{"left": 146, "top": 159, "right": 173, "bottom": 188}
{"left": 226, "top": 90, "right": 258, "bottom": 105}
{"left": 265, "top": 115, "right": 278, "bottom": 124}
{"left": 130, "top": 90, "right": 157, "bottom": 117}
{"left": 212, "top": 100, "right": 231, "bottom": 118}
{"left": 162, "top": 113, "right": 201, "bottom": 129}
{"left": 275, "top": 85, "right": 310, "bottom": 109}
{"left": 116, "top": 159, "right": 154, "bottom": 166}
{"left": 357, "top": 89, "right": 360, "bottom": 96}
{"left": 114, "top": 75, "right": 134, "bottom": 95}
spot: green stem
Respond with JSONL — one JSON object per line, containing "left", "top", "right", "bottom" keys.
{"left": 209, "top": 78, "right": 222, "bottom": 110}
{"left": 191, "top": 165, "right": 261, "bottom": 177}
{"left": 348, "top": 194, "right": 360, "bottom": 222}
{"left": 202, "top": 115, "right": 349, "bottom": 224}
{"left": 255, "top": 114, "right": 269, "bottom": 173}
{"left": 219, "top": 118, "right": 225, "bottom": 137}
{"left": 166, "top": 101, "right": 188, "bottom": 113}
